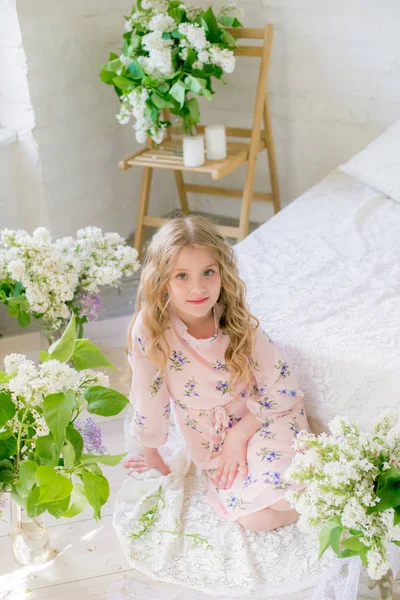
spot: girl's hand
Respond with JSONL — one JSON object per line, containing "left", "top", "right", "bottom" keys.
{"left": 209, "top": 430, "right": 248, "bottom": 490}
{"left": 123, "top": 448, "right": 171, "bottom": 476}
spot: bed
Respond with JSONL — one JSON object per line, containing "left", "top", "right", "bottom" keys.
{"left": 111, "top": 122, "right": 400, "bottom": 600}
{"left": 236, "top": 168, "right": 400, "bottom": 436}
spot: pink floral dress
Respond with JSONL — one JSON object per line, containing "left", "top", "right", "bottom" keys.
{"left": 128, "top": 304, "right": 310, "bottom": 521}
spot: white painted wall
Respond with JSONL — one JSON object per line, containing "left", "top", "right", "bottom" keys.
{"left": 1, "top": 0, "right": 400, "bottom": 238}
{"left": 0, "top": 0, "right": 48, "bottom": 232}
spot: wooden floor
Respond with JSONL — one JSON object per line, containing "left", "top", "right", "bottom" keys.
{"left": 0, "top": 315, "right": 159, "bottom": 600}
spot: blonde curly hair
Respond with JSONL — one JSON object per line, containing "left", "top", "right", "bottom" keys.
{"left": 127, "top": 215, "right": 259, "bottom": 390}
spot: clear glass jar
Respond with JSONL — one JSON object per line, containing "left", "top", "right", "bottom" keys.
{"left": 366, "top": 568, "right": 394, "bottom": 599}
{"left": 10, "top": 497, "right": 50, "bottom": 565}
{"left": 169, "top": 115, "right": 198, "bottom": 156}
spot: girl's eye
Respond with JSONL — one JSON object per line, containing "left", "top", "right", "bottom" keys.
{"left": 177, "top": 273, "right": 187, "bottom": 280}
{"left": 203, "top": 269, "right": 214, "bottom": 277}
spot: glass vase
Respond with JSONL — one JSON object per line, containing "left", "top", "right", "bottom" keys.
{"left": 366, "top": 569, "right": 394, "bottom": 599}
{"left": 10, "top": 497, "right": 50, "bottom": 565}
{"left": 169, "top": 115, "right": 198, "bottom": 156}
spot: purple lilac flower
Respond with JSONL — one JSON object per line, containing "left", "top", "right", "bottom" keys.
{"left": 76, "top": 292, "right": 103, "bottom": 322}
{"left": 75, "top": 418, "right": 108, "bottom": 455}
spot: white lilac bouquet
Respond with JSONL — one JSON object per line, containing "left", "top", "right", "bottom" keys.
{"left": 0, "top": 314, "right": 128, "bottom": 521}
{"left": 284, "top": 413, "right": 400, "bottom": 581}
{"left": 100, "top": 1, "right": 243, "bottom": 143}
{"left": 0, "top": 226, "right": 140, "bottom": 336}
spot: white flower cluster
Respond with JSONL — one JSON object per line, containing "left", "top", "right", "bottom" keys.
{"left": 1, "top": 228, "right": 79, "bottom": 328}
{"left": 284, "top": 412, "right": 400, "bottom": 580}
{"left": 71, "top": 227, "right": 140, "bottom": 293}
{"left": 0, "top": 227, "right": 140, "bottom": 329}
{"left": 117, "top": 87, "right": 166, "bottom": 144}
{"left": 178, "top": 22, "right": 236, "bottom": 73}
{"left": 4, "top": 353, "right": 109, "bottom": 408}
{"left": 114, "top": 0, "right": 237, "bottom": 143}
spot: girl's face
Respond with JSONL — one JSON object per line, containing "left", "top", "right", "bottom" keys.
{"left": 168, "top": 246, "right": 222, "bottom": 321}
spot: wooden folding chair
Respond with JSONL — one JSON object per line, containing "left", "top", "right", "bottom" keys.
{"left": 119, "top": 25, "right": 280, "bottom": 258}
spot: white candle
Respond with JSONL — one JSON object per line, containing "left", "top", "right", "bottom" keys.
{"left": 183, "top": 135, "right": 205, "bottom": 167}
{"left": 205, "top": 124, "right": 227, "bottom": 160}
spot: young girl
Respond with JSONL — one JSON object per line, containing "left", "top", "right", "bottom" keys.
{"left": 123, "top": 215, "right": 310, "bottom": 532}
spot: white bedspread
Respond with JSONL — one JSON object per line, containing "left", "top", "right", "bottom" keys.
{"left": 236, "top": 170, "right": 400, "bottom": 433}
{"left": 112, "top": 170, "right": 400, "bottom": 600}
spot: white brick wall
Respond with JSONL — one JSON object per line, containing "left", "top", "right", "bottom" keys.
{"left": 184, "top": 0, "right": 400, "bottom": 220}
{"left": 1, "top": 0, "right": 400, "bottom": 238}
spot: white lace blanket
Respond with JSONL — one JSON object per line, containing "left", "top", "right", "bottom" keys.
{"left": 113, "top": 411, "right": 343, "bottom": 599}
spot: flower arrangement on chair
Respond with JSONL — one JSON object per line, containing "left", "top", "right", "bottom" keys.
{"left": 100, "top": 1, "right": 243, "bottom": 144}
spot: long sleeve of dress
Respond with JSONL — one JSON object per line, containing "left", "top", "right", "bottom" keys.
{"left": 246, "top": 326, "right": 304, "bottom": 424}
{"left": 128, "top": 314, "right": 171, "bottom": 447}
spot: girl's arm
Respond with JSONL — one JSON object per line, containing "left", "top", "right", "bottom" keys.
{"left": 127, "top": 314, "right": 171, "bottom": 448}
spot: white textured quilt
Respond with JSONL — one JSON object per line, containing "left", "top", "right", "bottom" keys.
{"left": 236, "top": 170, "right": 400, "bottom": 434}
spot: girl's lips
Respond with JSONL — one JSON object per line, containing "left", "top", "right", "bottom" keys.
{"left": 187, "top": 297, "right": 208, "bottom": 304}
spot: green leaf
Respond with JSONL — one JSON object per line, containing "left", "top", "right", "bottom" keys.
{"left": 112, "top": 75, "right": 136, "bottom": 91}
{"left": 151, "top": 91, "right": 175, "bottom": 109}
{"left": 130, "top": 33, "right": 141, "bottom": 49}
{"left": 7, "top": 295, "right": 29, "bottom": 311}
{"left": 66, "top": 426, "right": 83, "bottom": 464}
{"left": 0, "top": 391, "right": 16, "bottom": 428}
{"left": 0, "top": 371, "right": 12, "bottom": 384}
{"left": 81, "top": 452, "right": 128, "bottom": 466}
{"left": 219, "top": 29, "right": 236, "bottom": 47}
{"left": 318, "top": 519, "right": 341, "bottom": 559}
{"left": 47, "top": 314, "right": 76, "bottom": 363}
{"left": 39, "top": 351, "right": 49, "bottom": 362}
{"left": 186, "top": 97, "right": 200, "bottom": 123}
{"left": 62, "top": 482, "right": 87, "bottom": 518}
{"left": 127, "top": 59, "right": 145, "bottom": 80}
{"left": 84, "top": 386, "right": 129, "bottom": 417}
{"left": 47, "top": 494, "right": 71, "bottom": 518}
{"left": 35, "top": 434, "right": 62, "bottom": 467}
{"left": 169, "top": 81, "right": 186, "bottom": 108}
{"left": 184, "top": 48, "right": 197, "bottom": 68}
{"left": 26, "top": 486, "right": 51, "bottom": 517}
{"left": 200, "top": 7, "right": 220, "bottom": 43}
{"left": 394, "top": 507, "right": 400, "bottom": 526}
{"left": 82, "top": 470, "right": 110, "bottom": 520}
{"left": 17, "top": 311, "right": 30, "bottom": 327}
{"left": 18, "top": 460, "right": 38, "bottom": 495}
{"left": 71, "top": 339, "right": 117, "bottom": 372}
{"left": 341, "top": 534, "right": 368, "bottom": 553}
{"left": 393, "top": 540, "right": 400, "bottom": 547}
{"left": 184, "top": 75, "right": 209, "bottom": 97}
{"left": 62, "top": 439, "right": 76, "bottom": 469}
{"left": 217, "top": 15, "right": 243, "bottom": 28}
{"left": 168, "top": 7, "right": 185, "bottom": 24}
{"left": 36, "top": 465, "right": 73, "bottom": 504}
{"left": 43, "top": 390, "right": 75, "bottom": 441}
{"left": 100, "top": 70, "right": 117, "bottom": 85}
{"left": 0, "top": 437, "right": 17, "bottom": 460}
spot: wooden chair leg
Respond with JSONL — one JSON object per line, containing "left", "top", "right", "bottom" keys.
{"left": 238, "top": 166, "right": 256, "bottom": 240}
{"left": 134, "top": 167, "right": 153, "bottom": 260}
{"left": 174, "top": 170, "right": 189, "bottom": 215}
{"left": 264, "top": 93, "right": 280, "bottom": 214}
